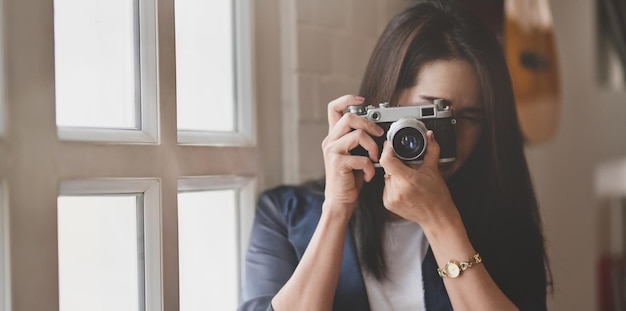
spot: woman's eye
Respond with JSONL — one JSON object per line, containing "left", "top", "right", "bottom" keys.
{"left": 457, "top": 115, "right": 484, "bottom": 124}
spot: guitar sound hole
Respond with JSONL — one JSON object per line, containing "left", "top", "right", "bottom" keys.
{"left": 519, "top": 51, "right": 549, "bottom": 71}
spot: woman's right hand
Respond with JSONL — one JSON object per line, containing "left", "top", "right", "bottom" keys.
{"left": 321, "top": 95, "right": 384, "bottom": 217}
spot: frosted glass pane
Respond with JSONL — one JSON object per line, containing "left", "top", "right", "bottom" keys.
{"left": 58, "top": 195, "right": 143, "bottom": 311}
{"left": 54, "top": 0, "right": 139, "bottom": 129}
{"left": 178, "top": 190, "right": 238, "bottom": 310}
{"left": 175, "top": 0, "right": 236, "bottom": 132}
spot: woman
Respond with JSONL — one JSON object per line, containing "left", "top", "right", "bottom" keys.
{"left": 240, "top": 0, "right": 549, "bottom": 310}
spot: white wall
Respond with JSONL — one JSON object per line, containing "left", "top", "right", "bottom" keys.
{"left": 274, "top": 0, "right": 626, "bottom": 310}
{"left": 255, "top": 0, "right": 285, "bottom": 190}
{"left": 526, "top": 0, "right": 626, "bottom": 310}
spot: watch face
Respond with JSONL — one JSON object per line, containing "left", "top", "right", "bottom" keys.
{"left": 446, "top": 262, "right": 461, "bottom": 278}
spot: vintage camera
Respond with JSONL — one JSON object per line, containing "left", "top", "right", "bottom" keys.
{"left": 348, "top": 99, "right": 456, "bottom": 166}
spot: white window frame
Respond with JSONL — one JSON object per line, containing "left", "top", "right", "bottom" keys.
{"left": 176, "top": 0, "right": 255, "bottom": 147}
{"left": 56, "top": 0, "right": 159, "bottom": 144}
{"left": 2, "top": 0, "right": 274, "bottom": 309}
{"left": 58, "top": 179, "right": 162, "bottom": 311}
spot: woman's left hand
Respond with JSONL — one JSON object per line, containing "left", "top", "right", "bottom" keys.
{"left": 378, "top": 130, "right": 459, "bottom": 229}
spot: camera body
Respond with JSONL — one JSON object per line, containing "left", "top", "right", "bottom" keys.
{"left": 348, "top": 99, "right": 457, "bottom": 166}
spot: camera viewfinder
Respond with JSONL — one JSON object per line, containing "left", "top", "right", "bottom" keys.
{"left": 421, "top": 107, "right": 435, "bottom": 117}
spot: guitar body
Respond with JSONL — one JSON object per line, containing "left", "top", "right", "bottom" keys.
{"left": 504, "top": 0, "right": 561, "bottom": 144}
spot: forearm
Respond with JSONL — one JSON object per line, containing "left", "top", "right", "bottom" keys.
{"left": 425, "top": 214, "right": 519, "bottom": 311}
{"left": 271, "top": 204, "right": 350, "bottom": 311}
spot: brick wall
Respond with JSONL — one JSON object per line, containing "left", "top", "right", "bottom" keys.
{"left": 285, "top": 0, "right": 413, "bottom": 182}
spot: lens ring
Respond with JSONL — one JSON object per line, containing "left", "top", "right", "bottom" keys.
{"left": 392, "top": 128, "right": 425, "bottom": 160}
{"left": 387, "top": 118, "right": 427, "bottom": 160}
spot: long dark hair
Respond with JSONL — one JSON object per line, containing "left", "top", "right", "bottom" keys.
{"left": 352, "top": 0, "right": 550, "bottom": 305}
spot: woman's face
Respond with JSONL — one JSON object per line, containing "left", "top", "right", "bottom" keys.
{"left": 395, "top": 59, "right": 484, "bottom": 179}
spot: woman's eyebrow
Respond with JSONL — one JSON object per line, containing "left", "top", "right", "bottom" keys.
{"left": 418, "top": 94, "right": 450, "bottom": 103}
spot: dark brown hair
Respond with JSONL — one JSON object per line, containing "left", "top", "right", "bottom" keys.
{"left": 352, "top": 0, "right": 550, "bottom": 306}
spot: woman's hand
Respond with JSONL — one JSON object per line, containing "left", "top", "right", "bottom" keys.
{"left": 321, "top": 95, "right": 384, "bottom": 218}
{"left": 271, "top": 96, "right": 384, "bottom": 310}
{"left": 378, "top": 130, "right": 460, "bottom": 230}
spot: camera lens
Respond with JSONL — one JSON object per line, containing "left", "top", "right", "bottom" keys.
{"left": 387, "top": 118, "right": 427, "bottom": 161}
{"left": 392, "top": 128, "right": 425, "bottom": 159}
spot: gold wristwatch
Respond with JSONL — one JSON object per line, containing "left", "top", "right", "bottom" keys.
{"left": 437, "top": 253, "right": 482, "bottom": 278}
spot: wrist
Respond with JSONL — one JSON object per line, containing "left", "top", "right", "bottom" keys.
{"left": 437, "top": 253, "right": 483, "bottom": 278}
{"left": 321, "top": 200, "right": 354, "bottom": 225}
{"left": 424, "top": 216, "right": 467, "bottom": 246}
{"left": 422, "top": 213, "right": 479, "bottom": 274}
{"left": 420, "top": 203, "right": 464, "bottom": 239}
{"left": 422, "top": 208, "right": 474, "bottom": 251}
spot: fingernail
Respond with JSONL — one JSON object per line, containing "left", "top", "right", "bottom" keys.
{"left": 376, "top": 126, "right": 384, "bottom": 135}
{"left": 355, "top": 96, "right": 365, "bottom": 102}
{"left": 429, "top": 130, "right": 435, "bottom": 140}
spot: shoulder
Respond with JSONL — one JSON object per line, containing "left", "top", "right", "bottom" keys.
{"left": 256, "top": 179, "right": 325, "bottom": 228}
{"left": 258, "top": 180, "right": 324, "bottom": 212}
{"left": 259, "top": 180, "right": 323, "bottom": 205}
{"left": 254, "top": 181, "right": 326, "bottom": 258}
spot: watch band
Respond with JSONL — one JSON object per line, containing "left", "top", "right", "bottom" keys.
{"left": 437, "top": 253, "right": 482, "bottom": 278}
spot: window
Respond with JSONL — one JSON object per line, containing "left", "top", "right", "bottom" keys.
{"left": 3, "top": 0, "right": 264, "bottom": 310}
{"left": 54, "top": 0, "right": 158, "bottom": 143}
{"left": 58, "top": 196, "right": 143, "bottom": 310}
{"left": 58, "top": 180, "right": 161, "bottom": 311}
{"left": 175, "top": 0, "right": 235, "bottom": 133}
{"left": 54, "top": 0, "right": 138, "bottom": 130}
{"left": 176, "top": 0, "right": 254, "bottom": 145}
{"left": 177, "top": 176, "right": 255, "bottom": 310}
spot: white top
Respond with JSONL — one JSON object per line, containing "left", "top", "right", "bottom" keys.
{"left": 361, "top": 219, "right": 430, "bottom": 311}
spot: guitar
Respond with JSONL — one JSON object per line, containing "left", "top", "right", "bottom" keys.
{"left": 504, "top": 0, "right": 561, "bottom": 144}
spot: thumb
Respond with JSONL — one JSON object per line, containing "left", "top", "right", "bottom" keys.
{"left": 379, "top": 140, "right": 406, "bottom": 177}
{"left": 423, "top": 130, "right": 440, "bottom": 169}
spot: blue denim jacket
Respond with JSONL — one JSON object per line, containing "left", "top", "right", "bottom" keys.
{"left": 239, "top": 185, "right": 453, "bottom": 311}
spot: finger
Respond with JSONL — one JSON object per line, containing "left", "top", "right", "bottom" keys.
{"left": 327, "top": 95, "right": 365, "bottom": 131}
{"left": 325, "top": 129, "right": 380, "bottom": 162}
{"left": 327, "top": 112, "right": 384, "bottom": 141}
{"left": 423, "top": 130, "right": 441, "bottom": 169}
{"left": 378, "top": 140, "right": 407, "bottom": 177}
{"left": 334, "top": 154, "right": 377, "bottom": 182}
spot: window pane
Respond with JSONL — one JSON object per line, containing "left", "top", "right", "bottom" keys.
{"left": 178, "top": 190, "right": 238, "bottom": 310}
{"left": 58, "top": 195, "right": 143, "bottom": 311}
{"left": 54, "top": 0, "right": 139, "bottom": 129}
{"left": 175, "top": 0, "right": 236, "bottom": 132}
